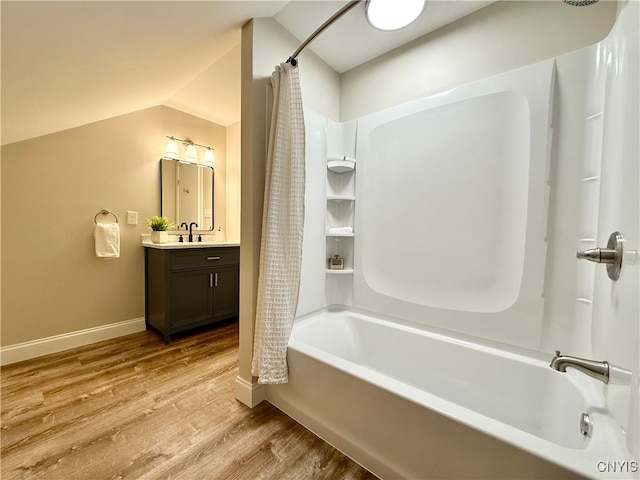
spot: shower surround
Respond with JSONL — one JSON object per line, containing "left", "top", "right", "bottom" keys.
{"left": 268, "top": 3, "right": 639, "bottom": 479}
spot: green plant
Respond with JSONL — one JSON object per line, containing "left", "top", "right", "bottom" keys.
{"left": 146, "top": 216, "right": 175, "bottom": 231}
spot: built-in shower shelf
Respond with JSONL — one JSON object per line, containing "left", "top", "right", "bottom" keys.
{"left": 326, "top": 152, "right": 356, "bottom": 280}
{"left": 327, "top": 195, "right": 355, "bottom": 201}
{"left": 327, "top": 156, "right": 356, "bottom": 173}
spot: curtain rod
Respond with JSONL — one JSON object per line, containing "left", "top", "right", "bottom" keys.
{"left": 287, "top": 0, "right": 362, "bottom": 66}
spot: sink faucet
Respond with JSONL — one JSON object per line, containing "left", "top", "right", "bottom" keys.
{"left": 178, "top": 222, "right": 188, "bottom": 243}
{"left": 550, "top": 350, "right": 633, "bottom": 385}
{"left": 188, "top": 222, "right": 198, "bottom": 242}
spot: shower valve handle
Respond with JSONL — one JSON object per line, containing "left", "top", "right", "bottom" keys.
{"left": 576, "top": 248, "right": 617, "bottom": 264}
{"left": 576, "top": 231, "right": 624, "bottom": 281}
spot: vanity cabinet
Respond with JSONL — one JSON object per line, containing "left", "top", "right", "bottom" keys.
{"left": 144, "top": 246, "right": 239, "bottom": 343}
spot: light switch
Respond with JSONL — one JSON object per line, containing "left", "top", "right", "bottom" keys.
{"left": 127, "top": 211, "right": 138, "bottom": 225}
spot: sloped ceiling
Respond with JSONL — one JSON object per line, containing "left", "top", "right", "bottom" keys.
{"left": 1, "top": 1, "right": 492, "bottom": 146}
{"left": 274, "top": 1, "right": 493, "bottom": 73}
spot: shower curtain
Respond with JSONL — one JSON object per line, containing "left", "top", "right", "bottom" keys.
{"left": 251, "top": 62, "right": 306, "bottom": 384}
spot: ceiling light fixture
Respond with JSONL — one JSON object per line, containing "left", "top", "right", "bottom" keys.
{"left": 365, "top": 0, "right": 425, "bottom": 31}
{"left": 163, "top": 136, "right": 215, "bottom": 168}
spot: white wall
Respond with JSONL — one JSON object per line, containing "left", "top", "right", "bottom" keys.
{"left": 589, "top": 2, "right": 639, "bottom": 454}
{"left": 350, "top": 61, "right": 554, "bottom": 350}
{"left": 295, "top": 109, "right": 329, "bottom": 316}
{"left": 341, "top": 1, "right": 616, "bottom": 121}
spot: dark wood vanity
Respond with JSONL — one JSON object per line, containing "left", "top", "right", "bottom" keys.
{"left": 144, "top": 244, "right": 239, "bottom": 343}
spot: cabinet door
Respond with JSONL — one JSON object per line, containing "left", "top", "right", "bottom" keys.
{"left": 169, "top": 269, "right": 213, "bottom": 329}
{"left": 212, "top": 266, "right": 239, "bottom": 321}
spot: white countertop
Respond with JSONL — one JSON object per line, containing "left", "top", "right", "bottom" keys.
{"left": 142, "top": 240, "right": 239, "bottom": 250}
{"left": 141, "top": 233, "right": 239, "bottom": 250}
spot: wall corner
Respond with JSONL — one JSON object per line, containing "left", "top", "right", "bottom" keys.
{"left": 234, "top": 375, "right": 267, "bottom": 407}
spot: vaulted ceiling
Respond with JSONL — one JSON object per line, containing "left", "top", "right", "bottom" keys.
{"left": 1, "top": 1, "right": 492, "bottom": 145}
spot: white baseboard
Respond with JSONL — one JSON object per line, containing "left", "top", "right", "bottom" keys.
{"left": 0, "top": 317, "right": 147, "bottom": 366}
{"left": 234, "top": 375, "right": 267, "bottom": 407}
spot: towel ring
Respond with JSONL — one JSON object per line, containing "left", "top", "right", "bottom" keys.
{"left": 94, "top": 209, "right": 118, "bottom": 224}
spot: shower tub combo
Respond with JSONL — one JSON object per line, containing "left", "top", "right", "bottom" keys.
{"left": 268, "top": 23, "right": 638, "bottom": 480}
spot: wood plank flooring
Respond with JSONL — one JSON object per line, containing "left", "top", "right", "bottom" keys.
{"left": 1, "top": 322, "right": 377, "bottom": 480}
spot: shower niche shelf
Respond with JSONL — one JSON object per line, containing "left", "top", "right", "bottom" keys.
{"left": 327, "top": 156, "right": 356, "bottom": 173}
{"left": 325, "top": 268, "right": 354, "bottom": 274}
{"left": 327, "top": 195, "right": 355, "bottom": 201}
{"left": 326, "top": 236, "right": 354, "bottom": 274}
{"left": 325, "top": 156, "right": 355, "bottom": 275}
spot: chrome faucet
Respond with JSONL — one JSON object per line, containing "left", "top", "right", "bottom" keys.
{"left": 550, "top": 350, "right": 633, "bottom": 385}
{"left": 188, "top": 222, "right": 198, "bottom": 242}
{"left": 550, "top": 351, "right": 609, "bottom": 383}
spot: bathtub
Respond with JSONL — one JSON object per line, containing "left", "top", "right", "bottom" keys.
{"left": 267, "top": 307, "right": 636, "bottom": 479}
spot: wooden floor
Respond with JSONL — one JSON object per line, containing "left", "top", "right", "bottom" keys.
{"left": 1, "top": 322, "right": 377, "bottom": 480}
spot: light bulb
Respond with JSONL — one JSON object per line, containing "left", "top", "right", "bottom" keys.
{"left": 164, "top": 137, "right": 180, "bottom": 159}
{"left": 184, "top": 143, "right": 198, "bottom": 163}
{"left": 203, "top": 148, "right": 215, "bottom": 167}
{"left": 365, "top": 0, "right": 424, "bottom": 31}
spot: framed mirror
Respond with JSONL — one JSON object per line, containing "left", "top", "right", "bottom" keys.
{"left": 160, "top": 159, "right": 214, "bottom": 230}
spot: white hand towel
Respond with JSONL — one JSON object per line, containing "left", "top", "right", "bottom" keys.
{"left": 94, "top": 223, "right": 120, "bottom": 258}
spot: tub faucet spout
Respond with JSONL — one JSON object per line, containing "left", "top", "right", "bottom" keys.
{"left": 551, "top": 351, "right": 633, "bottom": 385}
{"left": 550, "top": 350, "right": 610, "bottom": 383}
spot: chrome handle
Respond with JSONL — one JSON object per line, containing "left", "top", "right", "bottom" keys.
{"left": 576, "top": 248, "right": 617, "bottom": 264}
{"left": 209, "top": 273, "right": 213, "bottom": 288}
{"left": 580, "top": 412, "right": 593, "bottom": 438}
{"left": 207, "top": 256, "right": 221, "bottom": 261}
{"left": 214, "top": 273, "right": 218, "bottom": 287}
{"left": 576, "top": 231, "right": 624, "bottom": 281}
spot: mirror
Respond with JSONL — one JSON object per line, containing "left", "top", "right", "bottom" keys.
{"left": 160, "top": 159, "right": 214, "bottom": 230}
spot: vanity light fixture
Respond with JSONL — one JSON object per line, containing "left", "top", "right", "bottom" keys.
{"left": 162, "top": 136, "right": 215, "bottom": 168}
{"left": 365, "top": 0, "right": 424, "bottom": 31}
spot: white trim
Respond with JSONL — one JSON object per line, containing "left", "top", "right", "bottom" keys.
{"left": 234, "top": 375, "right": 266, "bottom": 407}
{"left": 0, "top": 317, "right": 146, "bottom": 366}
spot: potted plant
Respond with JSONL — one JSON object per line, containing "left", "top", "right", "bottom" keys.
{"left": 146, "top": 216, "right": 175, "bottom": 244}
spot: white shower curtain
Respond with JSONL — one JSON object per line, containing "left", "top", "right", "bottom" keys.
{"left": 251, "top": 62, "right": 305, "bottom": 384}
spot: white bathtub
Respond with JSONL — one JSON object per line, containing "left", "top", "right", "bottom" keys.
{"left": 267, "top": 308, "right": 636, "bottom": 479}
